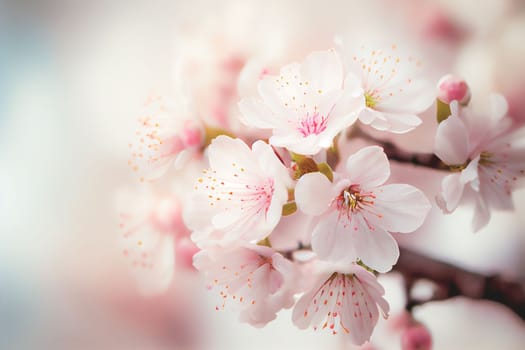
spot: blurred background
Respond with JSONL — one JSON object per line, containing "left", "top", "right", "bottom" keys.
{"left": 1, "top": 0, "right": 524, "bottom": 349}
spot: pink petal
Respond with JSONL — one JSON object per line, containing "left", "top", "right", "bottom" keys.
{"left": 434, "top": 114, "right": 470, "bottom": 165}
{"left": 343, "top": 73, "right": 365, "bottom": 97}
{"left": 311, "top": 211, "right": 358, "bottom": 263}
{"left": 258, "top": 64, "right": 300, "bottom": 115}
{"left": 342, "top": 277, "right": 377, "bottom": 345}
{"left": 490, "top": 94, "right": 509, "bottom": 123}
{"left": 371, "top": 112, "right": 422, "bottom": 133}
{"left": 472, "top": 195, "right": 490, "bottom": 232}
{"left": 353, "top": 221, "right": 399, "bottom": 273}
{"left": 436, "top": 173, "right": 465, "bottom": 214}
{"left": 300, "top": 49, "right": 343, "bottom": 92}
{"left": 345, "top": 146, "right": 390, "bottom": 188}
{"left": 358, "top": 107, "right": 384, "bottom": 126}
{"left": 295, "top": 172, "right": 337, "bottom": 215}
{"left": 207, "top": 136, "right": 255, "bottom": 173}
{"left": 370, "top": 184, "right": 431, "bottom": 233}
{"left": 461, "top": 155, "right": 480, "bottom": 194}
{"left": 378, "top": 78, "right": 434, "bottom": 114}
{"left": 238, "top": 98, "right": 281, "bottom": 129}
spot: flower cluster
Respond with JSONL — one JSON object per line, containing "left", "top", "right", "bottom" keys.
{"left": 180, "top": 46, "right": 433, "bottom": 345}
{"left": 119, "top": 39, "right": 525, "bottom": 347}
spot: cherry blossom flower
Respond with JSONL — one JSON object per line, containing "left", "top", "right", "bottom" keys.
{"left": 118, "top": 189, "right": 187, "bottom": 295}
{"left": 434, "top": 94, "right": 525, "bottom": 231}
{"left": 238, "top": 49, "right": 362, "bottom": 155}
{"left": 128, "top": 95, "right": 204, "bottom": 181}
{"left": 193, "top": 244, "right": 298, "bottom": 327}
{"left": 292, "top": 262, "right": 389, "bottom": 345}
{"left": 339, "top": 43, "right": 434, "bottom": 133}
{"left": 184, "top": 136, "right": 292, "bottom": 246}
{"left": 295, "top": 146, "right": 431, "bottom": 272}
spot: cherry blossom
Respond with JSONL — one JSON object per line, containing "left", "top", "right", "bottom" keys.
{"left": 292, "top": 262, "right": 389, "bottom": 345}
{"left": 238, "top": 49, "right": 362, "bottom": 155}
{"left": 184, "top": 135, "right": 292, "bottom": 246}
{"left": 118, "top": 189, "right": 186, "bottom": 295}
{"left": 193, "top": 244, "right": 298, "bottom": 327}
{"left": 295, "top": 146, "right": 431, "bottom": 272}
{"left": 339, "top": 43, "right": 434, "bottom": 133}
{"left": 128, "top": 95, "right": 204, "bottom": 181}
{"left": 434, "top": 94, "right": 525, "bottom": 231}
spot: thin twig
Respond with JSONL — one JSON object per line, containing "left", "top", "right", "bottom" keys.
{"left": 395, "top": 248, "right": 525, "bottom": 320}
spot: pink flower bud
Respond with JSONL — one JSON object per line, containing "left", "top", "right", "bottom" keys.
{"left": 437, "top": 74, "right": 471, "bottom": 105}
{"left": 401, "top": 323, "right": 433, "bottom": 350}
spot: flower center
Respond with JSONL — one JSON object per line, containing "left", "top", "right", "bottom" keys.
{"left": 365, "top": 91, "right": 379, "bottom": 108}
{"left": 479, "top": 151, "right": 493, "bottom": 165}
{"left": 297, "top": 112, "right": 328, "bottom": 136}
{"left": 336, "top": 184, "right": 375, "bottom": 213}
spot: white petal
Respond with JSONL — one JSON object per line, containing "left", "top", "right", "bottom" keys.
{"left": 258, "top": 63, "right": 300, "bottom": 115}
{"left": 472, "top": 195, "right": 490, "bottom": 232}
{"left": 369, "top": 184, "right": 431, "bottom": 233}
{"left": 343, "top": 73, "right": 365, "bottom": 97}
{"left": 353, "top": 220, "right": 399, "bottom": 273}
{"left": 436, "top": 173, "right": 465, "bottom": 214}
{"left": 207, "top": 136, "right": 255, "bottom": 173}
{"left": 370, "top": 112, "right": 422, "bottom": 133}
{"left": 377, "top": 78, "right": 434, "bottom": 114}
{"left": 295, "top": 172, "right": 337, "bottom": 215}
{"left": 434, "top": 114, "right": 470, "bottom": 165}
{"left": 490, "top": 94, "right": 509, "bottom": 123}
{"left": 461, "top": 155, "right": 480, "bottom": 190}
{"left": 300, "top": 49, "right": 343, "bottom": 92}
{"left": 342, "top": 277, "right": 376, "bottom": 345}
{"left": 311, "top": 212, "right": 358, "bottom": 263}
{"left": 358, "top": 107, "right": 384, "bottom": 126}
{"left": 238, "top": 98, "right": 280, "bottom": 129}
{"left": 345, "top": 146, "right": 390, "bottom": 188}
{"left": 326, "top": 88, "right": 363, "bottom": 131}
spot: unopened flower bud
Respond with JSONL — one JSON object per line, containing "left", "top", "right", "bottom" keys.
{"left": 401, "top": 323, "right": 433, "bottom": 350}
{"left": 437, "top": 74, "right": 471, "bottom": 105}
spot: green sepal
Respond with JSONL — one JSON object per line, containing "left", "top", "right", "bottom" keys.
{"left": 257, "top": 237, "right": 272, "bottom": 247}
{"left": 436, "top": 99, "right": 452, "bottom": 123}
{"left": 357, "top": 260, "right": 377, "bottom": 275}
{"left": 203, "top": 125, "right": 235, "bottom": 147}
{"left": 282, "top": 201, "right": 297, "bottom": 216}
{"left": 317, "top": 162, "right": 334, "bottom": 182}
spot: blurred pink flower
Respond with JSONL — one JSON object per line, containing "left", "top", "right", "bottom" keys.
{"left": 292, "top": 263, "right": 389, "bottom": 345}
{"left": 295, "top": 146, "right": 431, "bottom": 272}
{"left": 128, "top": 95, "right": 204, "bottom": 181}
{"left": 184, "top": 136, "right": 292, "bottom": 246}
{"left": 194, "top": 244, "right": 298, "bottom": 327}
{"left": 434, "top": 94, "right": 525, "bottom": 231}
{"left": 118, "top": 190, "right": 187, "bottom": 295}
{"left": 401, "top": 323, "right": 433, "bottom": 350}
{"left": 239, "top": 49, "right": 362, "bottom": 155}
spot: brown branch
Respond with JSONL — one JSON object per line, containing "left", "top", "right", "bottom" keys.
{"left": 348, "top": 127, "right": 449, "bottom": 171}
{"left": 281, "top": 244, "right": 525, "bottom": 320}
{"left": 395, "top": 248, "right": 525, "bottom": 320}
